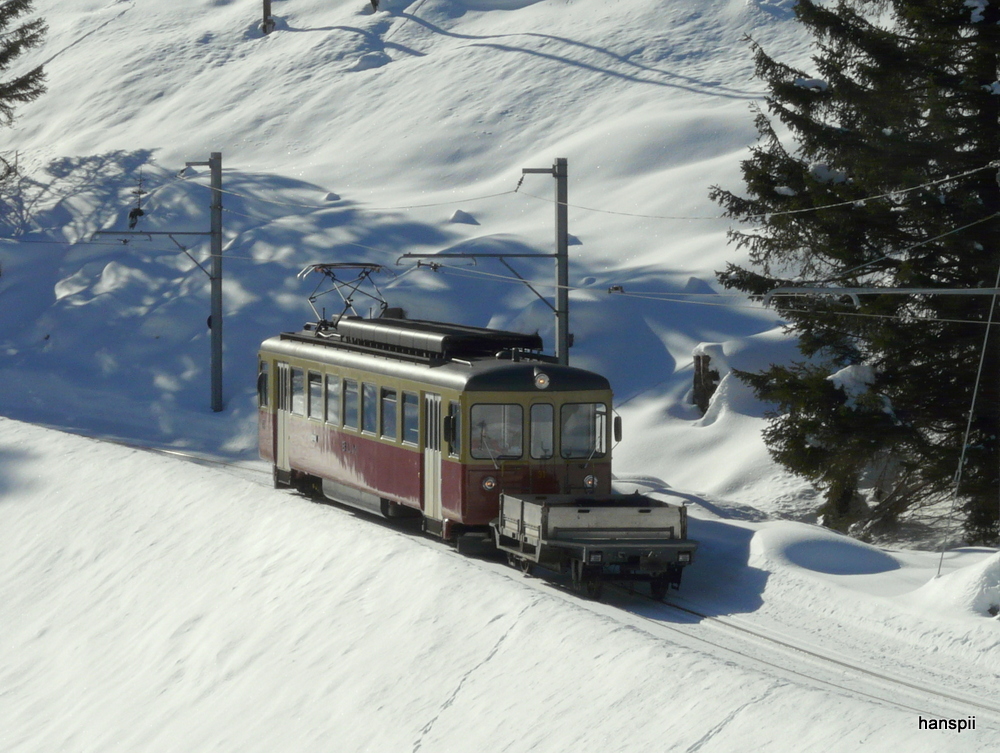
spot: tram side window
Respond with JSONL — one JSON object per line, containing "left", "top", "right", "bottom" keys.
{"left": 402, "top": 392, "right": 419, "bottom": 445}
{"left": 447, "top": 401, "right": 461, "bottom": 457}
{"left": 326, "top": 376, "right": 341, "bottom": 426}
{"left": 291, "top": 367, "right": 305, "bottom": 415}
{"left": 381, "top": 389, "right": 398, "bottom": 440}
{"left": 257, "top": 360, "right": 269, "bottom": 408}
{"left": 344, "top": 379, "right": 359, "bottom": 429}
{"left": 530, "top": 404, "right": 554, "bottom": 459}
{"left": 308, "top": 372, "right": 323, "bottom": 420}
{"left": 561, "top": 403, "right": 607, "bottom": 459}
{"left": 470, "top": 404, "right": 523, "bottom": 460}
{"left": 362, "top": 382, "right": 378, "bottom": 434}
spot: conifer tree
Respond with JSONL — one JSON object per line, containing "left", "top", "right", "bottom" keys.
{"left": 0, "top": 0, "right": 45, "bottom": 179}
{"left": 711, "top": 0, "right": 1000, "bottom": 542}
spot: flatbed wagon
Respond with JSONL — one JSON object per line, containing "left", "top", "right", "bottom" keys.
{"left": 493, "top": 492, "right": 697, "bottom": 599}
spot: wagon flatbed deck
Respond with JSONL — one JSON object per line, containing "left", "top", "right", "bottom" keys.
{"left": 492, "top": 492, "right": 698, "bottom": 600}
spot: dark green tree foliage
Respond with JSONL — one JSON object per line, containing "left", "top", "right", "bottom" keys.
{"left": 0, "top": 0, "right": 45, "bottom": 178}
{"left": 711, "top": 0, "right": 1000, "bottom": 542}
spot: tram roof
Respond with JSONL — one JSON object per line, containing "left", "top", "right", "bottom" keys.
{"left": 259, "top": 317, "right": 611, "bottom": 393}
{"left": 331, "top": 315, "right": 542, "bottom": 358}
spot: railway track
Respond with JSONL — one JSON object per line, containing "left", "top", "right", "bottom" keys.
{"left": 602, "top": 584, "right": 1000, "bottom": 725}
{"left": 68, "top": 430, "right": 1000, "bottom": 728}
{"left": 663, "top": 598, "right": 1000, "bottom": 717}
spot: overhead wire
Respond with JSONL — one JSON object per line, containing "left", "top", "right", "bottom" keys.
{"left": 179, "top": 160, "right": 999, "bottom": 221}
{"left": 361, "top": 191, "right": 517, "bottom": 210}
{"left": 383, "top": 0, "right": 431, "bottom": 43}
{"left": 4, "top": 154, "right": 995, "bottom": 251}
{"left": 11, "top": 163, "right": 1000, "bottom": 533}
{"left": 219, "top": 206, "right": 394, "bottom": 255}
{"left": 184, "top": 180, "right": 335, "bottom": 210}
{"left": 185, "top": 174, "right": 518, "bottom": 212}
{"left": 0, "top": 236, "right": 136, "bottom": 246}
{"left": 6, "top": 161, "right": 998, "bottom": 331}
{"left": 426, "top": 261, "right": 1000, "bottom": 328}
{"left": 809, "top": 211, "right": 1000, "bottom": 283}
{"left": 937, "top": 261, "right": 1000, "bottom": 576}
{"left": 427, "top": 261, "right": 1000, "bottom": 422}
{"left": 6, "top": 98, "right": 998, "bottom": 533}
{"left": 515, "top": 162, "right": 999, "bottom": 221}
{"left": 0, "top": 165, "right": 197, "bottom": 247}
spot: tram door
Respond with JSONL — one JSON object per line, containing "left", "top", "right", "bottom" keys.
{"left": 423, "top": 393, "right": 443, "bottom": 521}
{"left": 275, "top": 362, "right": 291, "bottom": 471}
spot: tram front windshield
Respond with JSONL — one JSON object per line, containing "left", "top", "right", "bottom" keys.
{"left": 561, "top": 403, "right": 607, "bottom": 458}
{"left": 471, "top": 404, "right": 523, "bottom": 460}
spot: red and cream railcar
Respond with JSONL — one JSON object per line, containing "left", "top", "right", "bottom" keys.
{"left": 258, "top": 315, "right": 618, "bottom": 539}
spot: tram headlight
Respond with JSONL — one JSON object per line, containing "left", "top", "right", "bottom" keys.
{"left": 583, "top": 474, "right": 598, "bottom": 490}
{"left": 533, "top": 368, "right": 550, "bottom": 390}
{"left": 482, "top": 476, "right": 498, "bottom": 492}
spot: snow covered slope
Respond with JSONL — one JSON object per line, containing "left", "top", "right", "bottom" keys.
{"left": 2, "top": 417, "right": 998, "bottom": 752}
{"left": 2, "top": 2, "right": 999, "bottom": 749}
{"left": 2, "top": 0, "right": 819, "bottom": 511}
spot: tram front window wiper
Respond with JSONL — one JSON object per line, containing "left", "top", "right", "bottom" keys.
{"left": 478, "top": 423, "right": 500, "bottom": 470}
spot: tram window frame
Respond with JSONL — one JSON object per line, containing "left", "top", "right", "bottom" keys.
{"left": 361, "top": 382, "right": 378, "bottom": 435}
{"left": 447, "top": 401, "right": 461, "bottom": 457}
{"left": 308, "top": 371, "right": 324, "bottom": 420}
{"left": 291, "top": 367, "right": 305, "bottom": 416}
{"left": 402, "top": 391, "right": 419, "bottom": 446}
{"left": 343, "top": 379, "right": 359, "bottom": 430}
{"left": 530, "top": 403, "right": 554, "bottom": 459}
{"left": 325, "top": 376, "right": 341, "bottom": 426}
{"left": 257, "top": 360, "right": 269, "bottom": 408}
{"left": 381, "top": 388, "right": 398, "bottom": 441}
{"left": 470, "top": 404, "right": 523, "bottom": 460}
{"left": 560, "top": 402, "right": 608, "bottom": 459}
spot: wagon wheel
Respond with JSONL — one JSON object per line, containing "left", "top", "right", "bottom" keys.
{"left": 570, "top": 560, "right": 602, "bottom": 599}
{"left": 507, "top": 553, "right": 533, "bottom": 576}
{"left": 649, "top": 577, "right": 669, "bottom": 601}
{"left": 583, "top": 578, "right": 603, "bottom": 600}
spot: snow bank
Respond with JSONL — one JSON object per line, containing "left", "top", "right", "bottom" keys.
{"left": 908, "top": 552, "right": 1000, "bottom": 620}
{"left": 751, "top": 520, "right": 902, "bottom": 576}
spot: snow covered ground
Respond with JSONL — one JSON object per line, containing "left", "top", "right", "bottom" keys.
{"left": 2, "top": 418, "right": 998, "bottom": 751}
{"left": 1, "top": 0, "right": 817, "bottom": 511}
{"left": 2, "top": 0, "right": 999, "bottom": 750}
